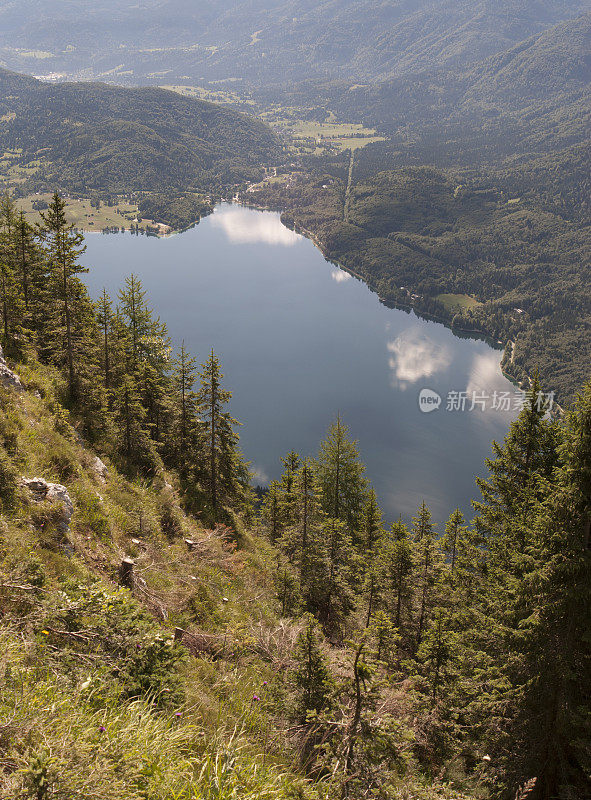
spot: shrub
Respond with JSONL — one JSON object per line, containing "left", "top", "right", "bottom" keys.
{"left": 76, "top": 490, "right": 111, "bottom": 539}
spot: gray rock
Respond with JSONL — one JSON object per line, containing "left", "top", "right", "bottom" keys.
{"left": 22, "top": 477, "right": 74, "bottom": 533}
{"left": 92, "top": 456, "right": 108, "bottom": 483}
{"left": 0, "top": 345, "right": 24, "bottom": 392}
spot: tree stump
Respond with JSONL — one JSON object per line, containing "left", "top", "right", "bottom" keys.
{"left": 174, "top": 627, "right": 185, "bottom": 643}
{"left": 119, "top": 558, "right": 135, "bottom": 589}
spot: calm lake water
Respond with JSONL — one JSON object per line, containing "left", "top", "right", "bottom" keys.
{"left": 83, "top": 203, "right": 517, "bottom": 525}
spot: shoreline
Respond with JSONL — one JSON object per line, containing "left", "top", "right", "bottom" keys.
{"left": 236, "top": 195, "right": 526, "bottom": 391}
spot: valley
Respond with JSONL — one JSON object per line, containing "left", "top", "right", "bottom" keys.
{"left": 0, "top": 2, "right": 589, "bottom": 798}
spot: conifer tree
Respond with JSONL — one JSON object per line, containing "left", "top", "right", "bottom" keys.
{"left": 293, "top": 613, "right": 332, "bottom": 723}
{"left": 474, "top": 374, "right": 559, "bottom": 558}
{"left": 316, "top": 415, "right": 368, "bottom": 538}
{"left": 171, "top": 342, "right": 198, "bottom": 461}
{"left": 96, "top": 289, "right": 113, "bottom": 389}
{"left": 37, "top": 192, "right": 87, "bottom": 399}
{"left": 382, "top": 521, "right": 414, "bottom": 637}
{"left": 441, "top": 508, "right": 467, "bottom": 576}
{"left": 485, "top": 384, "right": 591, "bottom": 799}
{"left": 412, "top": 503, "right": 440, "bottom": 648}
{"left": 360, "top": 489, "right": 385, "bottom": 627}
{"left": 279, "top": 459, "right": 327, "bottom": 614}
{"left": 196, "top": 349, "right": 247, "bottom": 520}
{"left": 279, "top": 450, "right": 301, "bottom": 526}
{"left": 417, "top": 609, "right": 455, "bottom": 702}
{"left": 118, "top": 274, "right": 171, "bottom": 442}
{"left": 0, "top": 195, "right": 25, "bottom": 354}
{"left": 319, "top": 516, "right": 355, "bottom": 630}
{"left": 361, "top": 489, "right": 383, "bottom": 552}
{"left": 260, "top": 480, "right": 283, "bottom": 542}
{"left": 16, "top": 209, "right": 33, "bottom": 310}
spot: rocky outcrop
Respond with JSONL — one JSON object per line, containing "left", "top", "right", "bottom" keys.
{"left": 0, "top": 345, "right": 24, "bottom": 392}
{"left": 22, "top": 477, "right": 74, "bottom": 533}
{"left": 92, "top": 456, "right": 108, "bottom": 483}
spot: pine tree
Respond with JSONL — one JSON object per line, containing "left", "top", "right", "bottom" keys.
{"left": 279, "top": 459, "right": 327, "bottom": 615}
{"left": 474, "top": 374, "right": 559, "bottom": 559}
{"left": 171, "top": 342, "right": 198, "bottom": 462}
{"left": 412, "top": 503, "right": 440, "bottom": 648}
{"left": 385, "top": 521, "right": 414, "bottom": 633}
{"left": 293, "top": 613, "right": 332, "bottom": 723}
{"left": 360, "top": 489, "right": 385, "bottom": 627}
{"left": 111, "top": 373, "right": 159, "bottom": 475}
{"left": 96, "top": 289, "right": 114, "bottom": 389}
{"left": 118, "top": 274, "right": 171, "bottom": 443}
{"left": 417, "top": 609, "right": 455, "bottom": 702}
{"left": 37, "top": 192, "right": 87, "bottom": 399}
{"left": 279, "top": 450, "right": 301, "bottom": 526}
{"left": 485, "top": 384, "right": 591, "bottom": 799}
{"left": 315, "top": 415, "right": 368, "bottom": 539}
{"left": 441, "top": 508, "right": 467, "bottom": 576}
{"left": 319, "top": 516, "right": 355, "bottom": 630}
{"left": 0, "top": 195, "right": 25, "bottom": 354}
{"left": 118, "top": 274, "right": 152, "bottom": 369}
{"left": 196, "top": 349, "right": 247, "bottom": 521}
{"left": 260, "top": 480, "right": 283, "bottom": 543}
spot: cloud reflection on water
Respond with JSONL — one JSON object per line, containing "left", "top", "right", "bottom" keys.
{"left": 210, "top": 206, "right": 300, "bottom": 246}
{"left": 465, "top": 351, "right": 504, "bottom": 397}
{"left": 387, "top": 328, "right": 452, "bottom": 390}
{"left": 331, "top": 268, "right": 352, "bottom": 283}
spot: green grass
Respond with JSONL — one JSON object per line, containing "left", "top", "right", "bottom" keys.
{"left": 161, "top": 85, "right": 252, "bottom": 106}
{"left": 0, "top": 363, "right": 317, "bottom": 799}
{"left": 435, "top": 293, "right": 482, "bottom": 313}
{"left": 16, "top": 193, "right": 159, "bottom": 231}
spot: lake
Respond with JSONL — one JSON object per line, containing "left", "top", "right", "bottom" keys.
{"left": 83, "top": 203, "right": 517, "bottom": 525}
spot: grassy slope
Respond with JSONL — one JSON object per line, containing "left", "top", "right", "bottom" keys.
{"left": 0, "top": 361, "right": 313, "bottom": 799}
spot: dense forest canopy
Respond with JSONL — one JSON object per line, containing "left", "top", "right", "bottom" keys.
{"left": 0, "top": 68, "right": 281, "bottom": 194}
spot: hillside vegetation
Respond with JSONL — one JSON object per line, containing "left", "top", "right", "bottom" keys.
{"left": 247, "top": 13, "right": 591, "bottom": 406}
{"left": 0, "top": 68, "right": 281, "bottom": 196}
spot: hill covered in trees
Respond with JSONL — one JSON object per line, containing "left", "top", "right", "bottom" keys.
{"left": 0, "top": 192, "right": 590, "bottom": 799}
{"left": 0, "top": 68, "right": 281, "bottom": 195}
{"left": 247, "top": 159, "right": 590, "bottom": 405}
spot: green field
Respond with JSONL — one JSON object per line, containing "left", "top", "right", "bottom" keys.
{"left": 161, "top": 84, "right": 252, "bottom": 106}
{"left": 435, "top": 293, "right": 482, "bottom": 312}
{"left": 16, "top": 193, "right": 165, "bottom": 232}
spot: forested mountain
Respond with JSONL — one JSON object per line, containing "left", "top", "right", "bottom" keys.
{"left": 0, "top": 68, "right": 280, "bottom": 194}
{"left": 302, "top": 12, "right": 591, "bottom": 156}
{"left": 0, "top": 1, "right": 589, "bottom": 798}
{"left": 0, "top": 0, "right": 588, "bottom": 85}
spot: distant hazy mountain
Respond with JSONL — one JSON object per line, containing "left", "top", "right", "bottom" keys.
{"left": 0, "top": 68, "right": 280, "bottom": 193}
{"left": 320, "top": 12, "right": 591, "bottom": 160}
{"left": 0, "top": 0, "right": 588, "bottom": 85}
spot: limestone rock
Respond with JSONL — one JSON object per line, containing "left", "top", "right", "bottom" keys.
{"left": 22, "top": 477, "right": 74, "bottom": 533}
{"left": 92, "top": 456, "right": 108, "bottom": 483}
{"left": 0, "top": 345, "right": 24, "bottom": 392}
